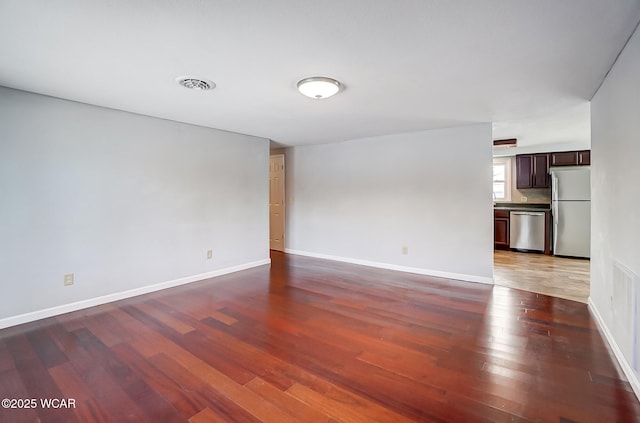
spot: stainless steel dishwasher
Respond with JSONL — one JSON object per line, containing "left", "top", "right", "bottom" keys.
{"left": 509, "top": 211, "right": 546, "bottom": 252}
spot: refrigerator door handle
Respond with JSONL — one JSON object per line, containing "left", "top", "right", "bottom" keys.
{"left": 552, "top": 201, "right": 559, "bottom": 253}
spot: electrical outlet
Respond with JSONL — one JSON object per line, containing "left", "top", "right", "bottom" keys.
{"left": 207, "top": 249, "right": 213, "bottom": 259}
{"left": 402, "top": 246, "right": 408, "bottom": 255}
{"left": 521, "top": 196, "right": 528, "bottom": 202}
{"left": 63, "top": 273, "right": 74, "bottom": 286}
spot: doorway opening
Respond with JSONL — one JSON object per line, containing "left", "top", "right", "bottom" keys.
{"left": 492, "top": 155, "right": 591, "bottom": 303}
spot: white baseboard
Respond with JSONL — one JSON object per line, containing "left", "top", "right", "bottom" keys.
{"left": 0, "top": 259, "right": 271, "bottom": 330}
{"left": 588, "top": 297, "right": 640, "bottom": 402}
{"left": 285, "top": 249, "right": 493, "bottom": 285}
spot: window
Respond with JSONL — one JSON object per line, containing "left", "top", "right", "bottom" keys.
{"left": 492, "top": 157, "right": 511, "bottom": 201}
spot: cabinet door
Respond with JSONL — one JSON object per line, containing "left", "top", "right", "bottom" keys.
{"left": 494, "top": 217, "right": 510, "bottom": 248}
{"left": 551, "top": 151, "right": 578, "bottom": 166}
{"left": 533, "top": 154, "right": 549, "bottom": 188}
{"left": 578, "top": 150, "right": 590, "bottom": 165}
{"left": 516, "top": 155, "right": 532, "bottom": 189}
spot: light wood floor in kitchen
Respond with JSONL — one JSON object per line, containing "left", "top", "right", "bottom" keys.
{"left": 494, "top": 250, "right": 590, "bottom": 303}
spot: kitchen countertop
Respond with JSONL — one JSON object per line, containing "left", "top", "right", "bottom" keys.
{"left": 494, "top": 203, "right": 551, "bottom": 211}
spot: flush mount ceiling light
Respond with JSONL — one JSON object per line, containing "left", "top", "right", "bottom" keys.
{"left": 176, "top": 76, "right": 216, "bottom": 91}
{"left": 297, "top": 76, "right": 342, "bottom": 99}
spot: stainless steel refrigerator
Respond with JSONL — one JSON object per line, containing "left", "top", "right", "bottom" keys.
{"left": 551, "top": 167, "right": 591, "bottom": 258}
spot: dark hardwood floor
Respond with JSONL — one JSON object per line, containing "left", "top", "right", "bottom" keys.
{"left": 1, "top": 251, "right": 638, "bottom": 422}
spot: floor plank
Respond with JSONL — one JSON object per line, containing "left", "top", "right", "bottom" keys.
{"left": 0, "top": 251, "right": 637, "bottom": 422}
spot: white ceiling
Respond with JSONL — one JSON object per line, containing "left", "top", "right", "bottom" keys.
{"left": 1, "top": 1, "right": 639, "bottom": 148}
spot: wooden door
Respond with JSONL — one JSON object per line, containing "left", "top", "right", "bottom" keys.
{"left": 269, "top": 155, "right": 285, "bottom": 251}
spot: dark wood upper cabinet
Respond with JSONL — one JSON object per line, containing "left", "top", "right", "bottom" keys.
{"left": 516, "top": 155, "right": 533, "bottom": 189}
{"left": 578, "top": 150, "right": 590, "bottom": 165}
{"left": 549, "top": 150, "right": 591, "bottom": 167}
{"left": 516, "top": 153, "right": 549, "bottom": 189}
{"left": 551, "top": 151, "right": 579, "bottom": 166}
{"left": 532, "top": 154, "right": 549, "bottom": 188}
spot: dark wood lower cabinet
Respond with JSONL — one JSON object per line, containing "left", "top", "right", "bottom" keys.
{"left": 494, "top": 210, "right": 510, "bottom": 249}
{"left": 544, "top": 209, "right": 551, "bottom": 255}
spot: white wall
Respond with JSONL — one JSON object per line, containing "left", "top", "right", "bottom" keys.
{"left": 590, "top": 25, "right": 640, "bottom": 397}
{"left": 285, "top": 124, "right": 494, "bottom": 283}
{"left": 0, "top": 87, "right": 269, "bottom": 326}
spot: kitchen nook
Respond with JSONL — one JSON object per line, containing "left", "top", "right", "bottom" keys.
{"left": 493, "top": 147, "right": 591, "bottom": 258}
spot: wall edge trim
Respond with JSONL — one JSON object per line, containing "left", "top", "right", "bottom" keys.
{"left": 0, "top": 258, "right": 271, "bottom": 330}
{"left": 285, "top": 249, "right": 493, "bottom": 285}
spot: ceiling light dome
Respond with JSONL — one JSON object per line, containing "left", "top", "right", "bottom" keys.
{"left": 176, "top": 76, "right": 215, "bottom": 91}
{"left": 297, "top": 77, "right": 342, "bottom": 99}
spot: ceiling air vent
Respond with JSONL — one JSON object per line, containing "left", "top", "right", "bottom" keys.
{"left": 176, "top": 76, "right": 215, "bottom": 91}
